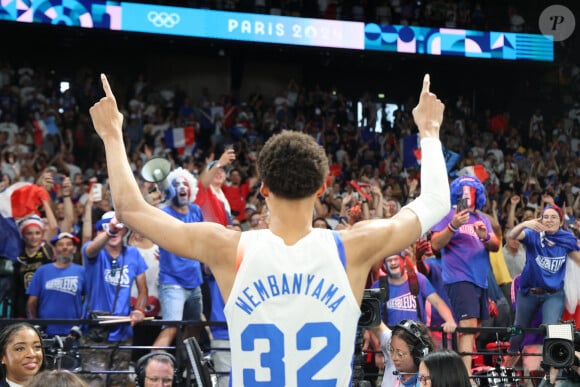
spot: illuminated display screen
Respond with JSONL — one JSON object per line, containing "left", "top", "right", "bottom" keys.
{"left": 0, "top": 0, "right": 553, "bottom": 62}
{"left": 364, "top": 24, "right": 554, "bottom": 62}
{"left": 121, "top": 3, "right": 365, "bottom": 49}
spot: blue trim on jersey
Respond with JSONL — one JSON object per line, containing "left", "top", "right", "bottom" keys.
{"left": 332, "top": 231, "right": 346, "bottom": 269}
{"left": 333, "top": 231, "right": 354, "bottom": 387}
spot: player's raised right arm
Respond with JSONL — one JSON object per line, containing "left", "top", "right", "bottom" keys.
{"left": 89, "top": 74, "right": 234, "bottom": 266}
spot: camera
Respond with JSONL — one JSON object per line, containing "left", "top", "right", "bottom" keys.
{"left": 359, "top": 287, "right": 388, "bottom": 328}
{"left": 542, "top": 322, "right": 579, "bottom": 369}
{"left": 41, "top": 326, "right": 82, "bottom": 372}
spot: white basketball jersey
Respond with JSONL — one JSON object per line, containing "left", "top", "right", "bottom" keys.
{"left": 224, "top": 229, "right": 360, "bottom": 386}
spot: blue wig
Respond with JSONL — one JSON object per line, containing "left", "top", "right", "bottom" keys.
{"left": 450, "top": 175, "right": 486, "bottom": 210}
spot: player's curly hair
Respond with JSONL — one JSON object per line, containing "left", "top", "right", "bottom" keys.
{"left": 257, "top": 131, "right": 328, "bottom": 199}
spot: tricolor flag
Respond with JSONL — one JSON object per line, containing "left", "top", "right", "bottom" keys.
{"left": 0, "top": 183, "right": 49, "bottom": 261}
{"left": 455, "top": 165, "right": 489, "bottom": 183}
{"left": 32, "top": 117, "right": 60, "bottom": 147}
{"left": 164, "top": 126, "right": 196, "bottom": 155}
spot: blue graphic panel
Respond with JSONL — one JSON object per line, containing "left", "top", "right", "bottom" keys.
{"left": 364, "top": 24, "right": 553, "bottom": 62}
{"left": 0, "top": 0, "right": 121, "bottom": 28}
{"left": 0, "top": 0, "right": 554, "bottom": 61}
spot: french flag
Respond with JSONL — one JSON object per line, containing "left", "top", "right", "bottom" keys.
{"left": 164, "top": 126, "right": 196, "bottom": 155}
{"left": 455, "top": 165, "right": 490, "bottom": 183}
{"left": 0, "top": 183, "right": 49, "bottom": 261}
{"left": 32, "top": 117, "right": 60, "bottom": 147}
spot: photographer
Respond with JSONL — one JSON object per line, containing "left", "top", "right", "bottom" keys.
{"left": 539, "top": 348, "right": 580, "bottom": 387}
{"left": 370, "top": 320, "right": 436, "bottom": 387}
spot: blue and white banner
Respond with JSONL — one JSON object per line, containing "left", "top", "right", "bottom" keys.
{"left": 0, "top": 0, "right": 553, "bottom": 61}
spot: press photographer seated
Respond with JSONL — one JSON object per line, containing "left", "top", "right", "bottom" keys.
{"left": 370, "top": 320, "right": 436, "bottom": 387}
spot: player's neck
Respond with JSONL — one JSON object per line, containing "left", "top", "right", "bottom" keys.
{"left": 267, "top": 197, "right": 316, "bottom": 246}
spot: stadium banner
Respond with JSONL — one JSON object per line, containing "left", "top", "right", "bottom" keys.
{"left": 364, "top": 24, "right": 554, "bottom": 61}
{"left": 0, "top": 0, "right": 553, "bottom": 61}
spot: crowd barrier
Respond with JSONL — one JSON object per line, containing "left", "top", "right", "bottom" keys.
{"left": 0, "top": 320, "right": 570, "bottom": 386}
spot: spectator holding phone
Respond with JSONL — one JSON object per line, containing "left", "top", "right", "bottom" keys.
{"left": 431, "top": 175, "right": 500, "bottom": 375}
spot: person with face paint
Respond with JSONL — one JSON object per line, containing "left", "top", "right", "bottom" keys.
{"left": 26, "top": 232, "right": 86, "bottom": 337}
{"left": 505, "top": 204, "right": 580, "bottom": 363}
{"left": 152, "top": 168, "right": 205, "bottom": 350}
{"left": 372, "top": 252, "right": 456, "bottom": 332}
{"left": 430, "top": 175, "right": 500, "bottom": 375}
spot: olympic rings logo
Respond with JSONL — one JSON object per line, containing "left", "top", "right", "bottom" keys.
{"left": 147, "top": 11, "right": 181, "bottom": 28}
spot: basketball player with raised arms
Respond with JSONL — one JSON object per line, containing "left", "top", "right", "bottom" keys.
{"left": 89, "top": 73, "right": 452, "bottom": 386}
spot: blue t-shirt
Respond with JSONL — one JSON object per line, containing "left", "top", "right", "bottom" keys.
{"left": 519, "top": 230, "right": 578, "bottom": 293}
{"left": 207, "top": 274, "right": 229, "bottom": 340}
{"left": 82, "top": 244, "right": 147, "bottom": 341}
{"left": 27, "top": 263, "right": 86, "bottom": 336}
{"left": 432, "top": 209, "right": 493, "bottom": 288}
{"left": 158, "top": 204, "right": 204, "bottom": 289}
{"left": 373, "top": 272, "right": 435, "bottom": 326}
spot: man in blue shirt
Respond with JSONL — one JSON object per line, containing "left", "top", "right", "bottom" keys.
{"left": 27, "top": 232, "right": 86, "bottom": 337}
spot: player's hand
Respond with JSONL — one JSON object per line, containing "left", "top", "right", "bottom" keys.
{"left": 90, "top": 74, "right": 124, "bottom": 141}
{"left": 412, "top": 74, "right": 445, "bottom": 139}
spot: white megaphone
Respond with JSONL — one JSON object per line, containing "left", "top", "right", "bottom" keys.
{"left": 141, "top": 157, "right": 172, "bottom": 201}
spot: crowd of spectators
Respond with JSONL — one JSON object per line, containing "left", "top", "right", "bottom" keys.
{"left": 0, "top": 7, "right": 579, "bottom": 382}
{"left": 0, "top": 47, "right": 577, "bottom": 292}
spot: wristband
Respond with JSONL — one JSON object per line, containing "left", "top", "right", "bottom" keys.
{"left": 480, "top": 234, "right": 491, "bottom": 243}
{"left": 133, "top": 308, "right": 145, "bottom": 315}
{"left": 447, "top": 223, "right": 459, "bottom": 233}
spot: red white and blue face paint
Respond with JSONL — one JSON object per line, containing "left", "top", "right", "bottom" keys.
{"left": 171, "top": 176, "right": 191, "bottom": 207}
{"left": 462, "top": 185, "right": 476, "bottom": 210}
{"left": 385, "top": 255, "right": 404, "bottom": 279}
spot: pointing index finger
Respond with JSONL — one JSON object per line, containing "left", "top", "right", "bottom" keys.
{"left": 100, "top": 73, "right": 115, "bottom": 100}
{"left": 421, "top": 73, "right": 431, "bottom": 95}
